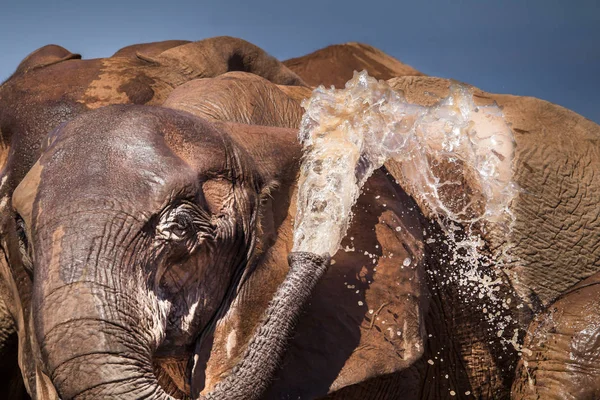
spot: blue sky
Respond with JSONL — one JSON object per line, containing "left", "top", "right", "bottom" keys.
{"left": 1, "top": 0, "right": 598, "bottom": 123}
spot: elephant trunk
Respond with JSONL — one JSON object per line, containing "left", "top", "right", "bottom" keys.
{"left": 35, "top": 284, "right": 170, "bottom": 399}
{"left": 197, "top": 251, "right": 330, "bottom": 400}
{"left": 37, "top": 249, "right": 328, "bottom": 400}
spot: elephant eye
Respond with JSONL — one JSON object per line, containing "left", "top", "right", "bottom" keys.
{"left": 157, "top": 208, "right": 193, "bottom": 241}
{"left": 155, "top": 200, "right": 213, "bottom": 244}
{"left": 15, "top": 214, "right": 33, "bottom": 275}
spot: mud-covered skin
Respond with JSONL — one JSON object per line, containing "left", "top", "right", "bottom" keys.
{"left": 0, "top": 37, "right": 305, "bottom": 397}
{"left": 328, "top": 76, "right": 599, "bottom": 399}
{"left": 325, "top": 77, "right": 600, "bottom": 398}
{"left": 0, "top": 36, "right": 304, "bottom": 205}
{"left": 385, "top": 76, "right": 600, "bottom": 308}
{"left": 195, "top": 162, "right": 428, "bottom": 400}
{"left": 8, "top": 76, "right": 429, "bottom": 399}
{"left": 111, "top": 40, "right": 192, "bottom": 59}
{"left": 5, "top": 45, "right": 82, "bottom": 81}
{"left": 283, "top": 42, "right": 424, "bottom": 88}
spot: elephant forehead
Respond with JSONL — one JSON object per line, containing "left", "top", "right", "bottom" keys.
{"left": 33, "top": 106, "right": 213, "bottom": 213}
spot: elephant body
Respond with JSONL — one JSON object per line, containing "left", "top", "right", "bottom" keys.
{"left": 0, "top": 38, "right": 599, "bottom": 400}
{"left": 0, "top": 36, "right": 304, "bottom": 203}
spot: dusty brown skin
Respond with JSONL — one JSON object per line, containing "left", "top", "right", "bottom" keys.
{"left": 0, "top": 36, "right": 305, "bottom": 398}
{"left": 7, "top": 72, "right": 427, "bottom": 399}
{"left": 0, "top": 35, "right": 304, "bottom": 204}
{"left": 341, "top": 78, "right": 600, "bottom": 398}
{"left": 283, "top": 42, "right": 424, "bottom": 88}
{"left": 511, "top": 271, "right": 600, "bottom": 400}
{"left": 7, "top": 45, "right": 82, "bottom": 80}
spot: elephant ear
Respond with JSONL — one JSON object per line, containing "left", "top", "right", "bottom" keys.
{"left": 192, "top": 123, "right": 428, "bottom": 399}
{"left": 12, "top": 45, "right": 81, "bottom": 76}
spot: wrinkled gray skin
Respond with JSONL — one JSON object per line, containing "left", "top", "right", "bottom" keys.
{"left": 13, "top": 104, "right": 330, "bottom": 399}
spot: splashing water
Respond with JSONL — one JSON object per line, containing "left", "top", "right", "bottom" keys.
{"left": 292, "top": 71, "right": 516, "bottom": 256}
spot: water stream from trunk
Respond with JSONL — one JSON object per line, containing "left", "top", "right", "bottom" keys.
{"left": 292, "top": 71, "right": 522, "bottom": 351}
{"left": 293, "top": 71, "right": 515, "bottom": 256}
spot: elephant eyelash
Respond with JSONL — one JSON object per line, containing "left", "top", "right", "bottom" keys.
{"left": 155, "top": 200, "right": 214, "bottom": 244}
{"left": 15, "top": 214, "right": 33, "bottom": 276}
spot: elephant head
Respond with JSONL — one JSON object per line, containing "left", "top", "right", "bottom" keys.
{"left": 12, "top": 104, "right": 329, "bottom": 399}
{"left": 0, "top": 37, "right": 307, "bottom": 399}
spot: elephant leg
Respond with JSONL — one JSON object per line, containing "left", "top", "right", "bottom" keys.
{"left": 512, "top": 273, "right": 600, "bottom": 400}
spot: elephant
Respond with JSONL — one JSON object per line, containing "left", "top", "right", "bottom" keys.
{"left": 160, "top": 71, "right": 600, "bottom": 399}
{"left": 0, "top": 35, "right": 304, "bottom": 208}
{"left": 3, "top": 39, "right": 600, "bottom": 399}
{"left": 0, "top": 36, "right": 305, "bottom": 398}
{"left": 161, "top": 73, "right": 428, "bottom": 398}
{"left": 11, "top": 103, "right": 333, "bottom": 399}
